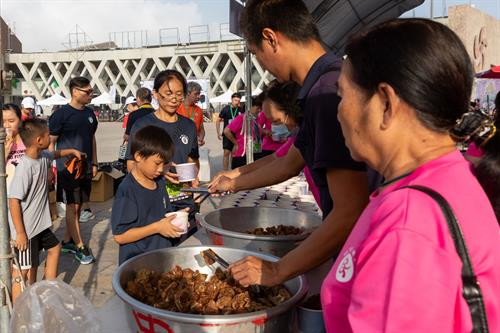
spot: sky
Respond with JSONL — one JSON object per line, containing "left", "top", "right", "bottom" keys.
{"left": 0, "top": 0, "right": 498, "bottom": 52}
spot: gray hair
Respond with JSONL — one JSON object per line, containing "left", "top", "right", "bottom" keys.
{"left": 187, "top": 81, "right": 202, "bottom": 93}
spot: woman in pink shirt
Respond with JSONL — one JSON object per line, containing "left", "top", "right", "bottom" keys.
{"left": 3, "top": 104, "right": 26, "bottom": 189}
{"left": 322, "top": 19, "right": 500, "bottom": 332}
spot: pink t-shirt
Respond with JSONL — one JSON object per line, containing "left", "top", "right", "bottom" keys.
{"left": 276, "top": 136, "right": 321, "bottom": 206}
{"left": 257, "top": 112, "right": 283, "bottom": 152}
{"left": 226, "top": 114, "right": 261, "bottom": 158}
{"left": 6, "top": 135, "right": 26, "bottom": 190}
{"left": 321, "top": 150, "right": 500, "bottom": 332}
{"left": 466, "top": 142, "right": 484, "bottom": 158}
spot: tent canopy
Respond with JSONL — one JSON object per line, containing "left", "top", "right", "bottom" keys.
{"left": 476, "top": 66, "right": 500, "bottom": 79}
{"left": 304, "top": 0, "right": 425, "bottom": 53}
{"left": 90, "top": 92, "right": 113, "bottom": 105}
{"left": 37, "top": 94, "right": 69, "bottom": 106}
{"left": 211, "top": 89, "right": 234, "bottom": 104}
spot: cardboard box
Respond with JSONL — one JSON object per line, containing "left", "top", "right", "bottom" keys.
{"left": 90, "top": 168, "right": 124, "bottom": 202}
{"left": 49, "top": 190, "right": 56, "bottom": 204}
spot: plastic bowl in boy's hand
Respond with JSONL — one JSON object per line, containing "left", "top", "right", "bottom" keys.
{"left": 165, "top": 211, "right": 189, "bottom": 234}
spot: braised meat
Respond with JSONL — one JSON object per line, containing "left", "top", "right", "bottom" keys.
{"left": 246, "top": 225, "right": 304, "bottom": 236}
{"left": 125, "top": 266, "right": 291, "bottom": 315}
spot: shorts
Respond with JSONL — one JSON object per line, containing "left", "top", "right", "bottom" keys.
{"left": 222, "top": 136, "right": 234, "bottom": 151}
{"left": 15, "top": 228, "right": 59, "bottom": 269}
{"left": 231, "top": 156, "right": 247, "bottom": 169}
{"left": 57, "top": 171, "right": 92, "bottom": 205}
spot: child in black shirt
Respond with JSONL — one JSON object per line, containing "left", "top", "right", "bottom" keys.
{"left": 111, "top": 125, "right": 183, "bottom": 265}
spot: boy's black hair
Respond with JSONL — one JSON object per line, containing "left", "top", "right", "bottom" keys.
{"left": 19, "top": 118, "right": 48, "bottom": 146}
{"left": 131, "top": 125, "right": 174, "bottom": 162}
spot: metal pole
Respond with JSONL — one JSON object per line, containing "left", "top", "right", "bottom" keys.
{"left": 244, "top": 47, "right": 253, "bottom": 164}
{"left": 430, "top": 0, "right": 434, "bottom": 18}
{"left": 0, "top": 109, "right": 11, "bottom": 331}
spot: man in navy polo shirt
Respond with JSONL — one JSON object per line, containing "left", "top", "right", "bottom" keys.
{"left": 211, "top": 0, "right": 370, "bottom": 287}
{"left": 49, "top": 76, "right": 97, "bottom": 265}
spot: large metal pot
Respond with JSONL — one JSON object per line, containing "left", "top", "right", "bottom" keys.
{"left": 199, "top": 207, "right": 322, "bottom": 257}
{"left": 112, "top": 246, "right": 308, "bottom": 333}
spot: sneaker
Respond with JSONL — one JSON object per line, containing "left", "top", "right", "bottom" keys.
{"left": 61, "top": 240, "right": 77, "bottom": 254}
{"left": 75, "top": 245, "right": 95, "bottom": 265}
{"left": 79, "top": 210, "right": 95, "bottom": 223}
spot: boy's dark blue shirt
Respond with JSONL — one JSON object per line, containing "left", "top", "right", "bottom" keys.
{"left": 111, "top": 173, "right": 173, "bottom": 265}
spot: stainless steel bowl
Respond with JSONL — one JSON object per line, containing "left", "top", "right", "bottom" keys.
{"left": 112, "top": 246, "right": 308, "bottom": 333}
{"left": 199, "top": 207, "right": 322, "bottom": 257}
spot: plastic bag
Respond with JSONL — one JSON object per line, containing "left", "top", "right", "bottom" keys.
{"left": 10, "top": 280, "right": 100, "bottom": 333}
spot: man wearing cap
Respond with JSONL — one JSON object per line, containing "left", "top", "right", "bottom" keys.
{"left": 124, "top": 87, "right": 155, "bottom": 139}
{"left": 216, "top": 92, "right": 243, "bottom": 170}
{"left": 21, "top": 97, "right": 36, "bottom": 121}
{"left": 122, "top": 96, "right": 138, "bottom": 141}
{"left": 49, "top": 76, "right": 98, "bottom": 265}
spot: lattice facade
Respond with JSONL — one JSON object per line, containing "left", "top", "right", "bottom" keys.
{"left": 5, "top": 40, "right": 272, "bottom": 102}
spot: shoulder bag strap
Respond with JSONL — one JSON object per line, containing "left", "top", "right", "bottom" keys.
{"left": 402, "top": 185, "right": 489, "bottom": 333}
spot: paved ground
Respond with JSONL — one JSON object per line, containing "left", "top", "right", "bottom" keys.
{"left": 40, "top": 120, "right": 225, "bottom": 307}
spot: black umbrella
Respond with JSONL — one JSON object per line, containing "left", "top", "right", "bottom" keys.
{"left": 304, "top": 0, "right": 425, "bottom": 54}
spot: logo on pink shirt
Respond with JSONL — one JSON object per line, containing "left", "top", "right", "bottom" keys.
{"left": 336, "top": 247, "right": 356, "bottom": 283}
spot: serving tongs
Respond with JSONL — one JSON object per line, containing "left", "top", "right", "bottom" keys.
{"left": 200, "top": 248, "right": 229, "bottom": 269}
{"left": 199, "top": 248, "right": 261, "bottom": 293}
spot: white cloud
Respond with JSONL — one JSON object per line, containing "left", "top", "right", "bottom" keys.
{"left": 1, "top": 0, "right": 214, "bottom": 52}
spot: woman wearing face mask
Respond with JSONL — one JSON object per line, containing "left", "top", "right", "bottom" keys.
{"left": 257, "top": 100, "right": 287, "bottom": 157}
{"left": 320, "top": 19, "right": 500, "bottom": 332}
{"left": 3, "top": 104, "right": 26, "bottom": 189}
{"left": 211, "top": 80, "right": 320, "bottom": 204}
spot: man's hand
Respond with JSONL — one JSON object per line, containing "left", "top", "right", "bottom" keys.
{"left": 229, "top": 256, "right": 282, "bottom": 287}
{"left": 72, "top": 150, "right": 86, "bottom": 160}
{"left": 15, "top": 233, "right": 28, "bottom": 252}
{"left": 198, "top": 136, "right": 205, "bottom": 146}
{"left": 217, "top": 133, "right": 222, "bottom": 140}
{"left": 192, "top": 178, "right": 200, "bottom": 188}
{"left": 208, "top": 175, "right": 234, "bottom": 194}
{"left": 155, "top": 216, "right": 183, "bottom": 238}
{"left": 92, "top": 165, "right": 98, "bottom": 178}
{"left": 232, "top": 144, "right": 239, "bottom": 155}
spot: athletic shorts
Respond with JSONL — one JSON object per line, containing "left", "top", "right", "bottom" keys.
{"left": 56, "top": 171, "right": 92, "bottom": 205}
{"left": 222, "top": 136, "right": 234, "bottom": 151}
{"left": 15, "top": 228, "right": 59, "bottom": 269}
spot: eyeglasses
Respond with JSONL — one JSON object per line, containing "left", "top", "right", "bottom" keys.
{"left": 75, "top": 88, "right": 94, "bottom": 95}
{"left": 157, "top": 91, "right": 184, "bottom": 102}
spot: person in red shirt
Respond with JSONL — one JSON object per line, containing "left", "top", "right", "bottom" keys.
{"left": 122, "top": 96, "right": 138, "bottom": 131}
{"left": 177, "top": 81, "right": 206, "bottom": 146}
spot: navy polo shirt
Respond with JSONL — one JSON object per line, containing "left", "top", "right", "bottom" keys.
{"left": 125, "top": 113, "right": 199, "bottom": 164}
{"left": 49, "top": 104, "right": 98, "bottom": 172}
{"left": 111, "top": 173, "right": 173, "bottom": 265}
{"left": 294, "top": 53, "right": 366, "bottom": 217}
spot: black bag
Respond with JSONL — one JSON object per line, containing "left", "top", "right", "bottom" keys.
{"left": 402, "top": 185, "right": 489, "bottom": 333}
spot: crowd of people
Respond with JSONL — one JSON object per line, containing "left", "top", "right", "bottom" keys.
{"left": 1, "top": 0, "right": 499, "bottom": 331}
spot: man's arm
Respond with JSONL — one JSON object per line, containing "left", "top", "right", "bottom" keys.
{"left": 212, "top": 145, "right": 305, "bottom": 193}
{"left": 198, "top": 122, "right": 206, "bottom": 145}
{"left": 215, "top": 114, "right": 223, "bottom": 140}
{"left": 49, "top": 135, "right": 58, "bottom": 152}
{"left": 230, "top": 168, "right": 369, "bottom": 286}
{"left": 92, "top": 135, "right": 98, "bottom": 177}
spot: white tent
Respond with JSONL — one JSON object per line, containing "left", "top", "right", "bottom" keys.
{"left": 210, "top": 89, "right": 234, "bottom": 104}
{"left": 241, "top": 87, "right": 263, "bottom": 102}
{"left": 37, "top": 94, "right": 69, "bottom": 106}
{"left": 90, "top": 92, "right": 113, "bottom": 105}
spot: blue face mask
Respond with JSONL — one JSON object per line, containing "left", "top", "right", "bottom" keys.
{"left": 271, "top": 122, "right": 290, "bottom": 141}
